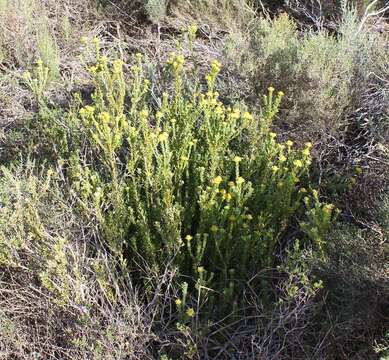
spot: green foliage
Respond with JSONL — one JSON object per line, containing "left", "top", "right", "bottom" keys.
{"left": 0, "top": 0, "right": 386, "bottom": 357}
{"left": 37, "top": 25, "right": 60, "bottom": 79}
{"left": 26, "top": 39, "right": 334, "bottom": 309}
{"left": 145, "top": 0, "right": 167, "bottom": 24}
{"left": 61, "top": 15, "right": 72, "bottom": 41}
{"left": 0, "top": 163, "right": 77, "bottom": 305}
{"left": 278, "top": 239, "right": 323, "bottom": 301}
{"left": 22, "top": 59, "right": 72, "bottom": 160}
{"left": 223, "top": 10, "right": 388, "bottom": 141}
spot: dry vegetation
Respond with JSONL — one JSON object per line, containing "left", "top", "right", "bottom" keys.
{"left": 0, "top": 0, "right": 388, "bottom": 359}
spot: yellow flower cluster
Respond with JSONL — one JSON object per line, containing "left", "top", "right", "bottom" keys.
{"left": 211, "top": 176, "right": 223, "bottom": 185}
{"left": 158, "top": 132, "right": 169, "bottom": 142}
{"left": 242, "top": 111, "right": 254, "bottom": 121}
{"left": 167, "top": 53, "right": 185, "bottom": 71}
{"left": 210, "top": 60, "right": 221, "bottom": 75}
{"left": 293, "top": 160, "right": 303, "bottom": 168}
{"left": 99, "top": 112, "right": 110, "bottom": 123}
{"left": 236, "top": 177, "right": 245, "bottom": 185}
{"left": 79, "top": 105, "right": 95, "bottom": 118}
{"left": 210, "top": 225, "right": 219, "bottom": 233}
{"left": 279, "top": 154, "right": 287, "bottom": 162}
{"left": 186, "top": 308, "right": 195, "bottom": 317}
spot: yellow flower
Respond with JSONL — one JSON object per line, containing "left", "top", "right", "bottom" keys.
{"left": 99, "top": 112, "right": 110, "bottom": 123}
{"left": 246, "top": 214, "right": 253, "bottom": 220}
{"left": 271, "top": 165, "right": 279, "bottom": 173}
{"left": 186, "top": 308, "right": 195, "bottom": 317}
{"left": 181, "top": 155, "right": 189, "bottom": 161}
{"left": 211, "top": 176, "right": 223, "bottom": 185}
{"left": 224, "top": 193, "right": 232, "bottom": 202}
{"left": 140, "top": 109, "right": 149, "bottom": 118}
{"left": 279, "top": 154, "right": 287, "bottom": 162}
{"left": 188, "top": 24, "right": 198, "bottom": 35}
{"left": 242, "top": 112, "right": 253, "bottom": 121}
{"left": 269, "top": 132, "right": 277, "bottom": 139}
{"left": 219, "top": 189, "right": 226, "bottom": 195}
{"left": 92, "top": 37, "right": 100, "bottom": 45}
{"left": 167, "top": 52, "right": 176, "bottom": 64}
{"left": 131, "top": 64, "right": 141, "bottom": 73}
{"left": 22, "top": 71, "right": 31, "bottom": 81}
{"left": 228, "top": 181, "right": 235, "bottom": 188}
{"left": 175, "top": 299, "right": 182, "bottom": 306}
{"left": 299, "top": 187, "right": 307, "bottom": 193}
{"left": 230, "top": 108, "right": 240, "bottom": 119}
{"left": 278, "top": 90, "right": 285, "bottom": 97}
{"left": 86, "top": 106, "right": 94, "bottom": 114}
{"left": 215, "top": 106, "right": 223, "bottom": 116}
{"left": 302, "top": 148, "right": 310, "bottom": 157}
{"left": 99, "top": 55, "right": 108, "bottom": 66}
{"left": 210, "top": 225, "right": 218, "bottom": 233}
{"left": 185, "top": 235, "right": 193, "bottom": 241}
{"left": 293, "top": 160, "right": 303, "bottom": 168}
{"left": 268, "top": 86, "right": 275, "bottom": 92}
{"left": 236, "top": 177, "right": 245, "bottom": 185}
{"left": 79, "top": 108, "right": 87, "bottom": 117}
{"left": 305, "top": 142, "right": 313, "bottom": 149}
{"left": 286, "top": 140, "right": 294, "bottom": 147}
{"left": 233, "top": 156, "right": 242, "bottom": 163}
{"left": 197, "top": 266, "right": 204, "bottom": 273}
{"left": 323, "top": 204, "right": 334, "bottom": 215}
{"left": 211, "top": 60, "right": 221, "bottom": 73}
{"left": 80, "top": 105, "right": 95, "bottom": 117}
{"left": 158, "top": 132, "right": 169, "bottom": 142}
{"left": 89, "top": 66, "right": 98, "bottom": 74}
{"left": 277, "top": 181, "right": 284, "bottom": 188}
{"left": 113, "top": 59, "right": 123, "bottom": 72}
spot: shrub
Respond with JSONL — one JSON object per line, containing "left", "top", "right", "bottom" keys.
{"left": 0, "top": 161, "right": 164, "bottom": 359}
{"left": 311, "top": 195, "right": 389, "bottom": 357}
{"left": 37, "top": 25, "right": 60, "bottom": 79}
{"left": 22, "top": 40, "right": 334, "bottom": 315}
{"left": 145, "top": 0, "right": 167, "bottom": 24}
{"left": 223, "top": 8, "right": 388, "bottom": 141}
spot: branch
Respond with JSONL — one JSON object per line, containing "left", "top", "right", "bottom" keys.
{"left": 355, "top": 0, "right": 389, "bottom": 36}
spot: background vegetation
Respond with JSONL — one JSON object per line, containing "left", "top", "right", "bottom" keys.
{"left": 0, "top": 0, "right": 388, "bottom": 359}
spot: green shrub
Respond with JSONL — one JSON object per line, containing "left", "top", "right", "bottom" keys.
{"left": 26, "top": 39, "right": 334, "bottom": 312}
{"left": 145, "top": 0, "right": 167, "bottom": 24}
{"left": 0, "top": 163, "right": 78, "bottom": 303}
{"left": 37, "top": 25, "right": 60, "bottom": 79}
{"left": 0, "top": 162, "right": 161, "bottom": 359}
{"left": 223, "top": 9, "right": 388, "bottom": 142}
